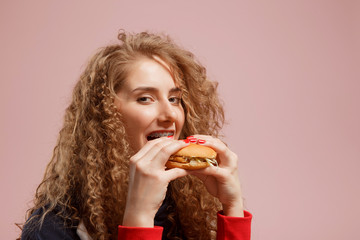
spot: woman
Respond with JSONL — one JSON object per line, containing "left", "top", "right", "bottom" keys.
{"left": 20, "top": 31, "right": 252, "bottom": 240}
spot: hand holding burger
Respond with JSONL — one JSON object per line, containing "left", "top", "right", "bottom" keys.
{"left": 175, "top": 135, "right": 245, "bottom": 218}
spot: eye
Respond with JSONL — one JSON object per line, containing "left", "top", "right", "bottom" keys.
{"left": 137, "top": 96, "right": 153, "bottom": 103}
{"left": 169, "top": 96, "right": 181, "bottom": 105}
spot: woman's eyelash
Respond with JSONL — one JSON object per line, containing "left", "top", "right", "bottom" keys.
{"left": 137, "top": 97, "right": 152, "bottom": 102}
{"left": 169, "top": 97, "right": 182, "bottom": 104}
{"left": 136, "top": 96, "right": 181, "bottom": 104}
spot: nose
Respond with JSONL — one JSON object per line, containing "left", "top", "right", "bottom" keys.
{"left": 158, "top": 101, "right": 177, "bottom": 124}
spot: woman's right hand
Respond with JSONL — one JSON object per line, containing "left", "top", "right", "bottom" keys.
{"left": 122, "top": 137, "right": 189, "bottom": 227}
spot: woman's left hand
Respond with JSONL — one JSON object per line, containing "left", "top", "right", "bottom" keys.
{"left": 188, "top": 135, "right": 244, "bottom": 217}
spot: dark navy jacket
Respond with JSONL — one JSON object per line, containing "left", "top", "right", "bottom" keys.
{"left": 21, "top": 193, "right": 185, "bottom": 240}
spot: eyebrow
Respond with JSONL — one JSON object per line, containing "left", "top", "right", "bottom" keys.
{"left": 132, "top": 87, "right": 182, "bottom": 94}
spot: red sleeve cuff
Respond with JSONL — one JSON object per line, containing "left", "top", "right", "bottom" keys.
{"left": 118, "top": 225, "right": 163, "bottom": 240}
{"left": 217, "top": 210, "right": 252, "bottom": 240}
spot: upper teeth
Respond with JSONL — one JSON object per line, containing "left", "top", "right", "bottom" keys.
{"left": 148, "top": 132, "right": 174, "bottom": 138}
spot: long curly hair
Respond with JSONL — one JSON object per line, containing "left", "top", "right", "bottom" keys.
{"left": 21, "top": 30, "right": 225, "bottom": 240}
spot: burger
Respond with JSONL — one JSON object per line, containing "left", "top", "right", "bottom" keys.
{"left": 166, "top": 144, "right": 218, "bottom": 170}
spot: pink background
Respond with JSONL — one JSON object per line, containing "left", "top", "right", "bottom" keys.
{"left": 1, "top": 1, "right": 359, "bottom": 239}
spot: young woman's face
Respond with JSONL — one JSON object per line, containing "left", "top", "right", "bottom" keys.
{"left": 114, "top": 57, "right": 185, "bottom": 152}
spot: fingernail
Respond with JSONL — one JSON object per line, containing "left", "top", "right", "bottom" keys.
{"left": 198, "top": 139, "right": 206, "bottom": 144}
{"left": 189, "top": 138, "right": 197, "bottom": 143}
{"left": 187, "top": 136, "right": 195, "bottom": 139}
{"left": 167, "top": 135, "right": 174, "bottom": 138}
{"left": 182, "top": 139, "right": 190, "bottom": 143}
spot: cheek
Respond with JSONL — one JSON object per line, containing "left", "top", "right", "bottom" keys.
{"left": 176, "top": 108, "right": 185, "bottom": 128}
{"left": 121, "top": 107, "right": 154, "bottom": 130}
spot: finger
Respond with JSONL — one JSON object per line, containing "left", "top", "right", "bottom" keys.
{"left": 137, "top": 139, "right": 189, "bottom": 168}
{"left": 134, "top": 138, "right": 174, "bottom": 166}
{"left": 163, "top": 167, "right": 188, "bottom": 182}
{"left": 131, "top": 137, "right": 174, "bottom": 162}
{"left": 192, "top": 135, "right": 238, "bottom": 168}
{"left": 152, "top": 140, "right": 189, "bottom": 167}
{"left": 189, "top": 165, "right": 228, "bottom": 182}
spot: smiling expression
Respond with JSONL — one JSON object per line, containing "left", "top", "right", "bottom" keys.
{"left": 114, "top": 56, "right": 185, "bottom": 152}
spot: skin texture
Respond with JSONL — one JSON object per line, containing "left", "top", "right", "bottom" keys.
{"left": 116, "top": 56, "right": 244, "bottom": 227}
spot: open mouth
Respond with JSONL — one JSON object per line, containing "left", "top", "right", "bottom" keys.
{"left": 146, "top": 131, "right": 174, "bottom": 141}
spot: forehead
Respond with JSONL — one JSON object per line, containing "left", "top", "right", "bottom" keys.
{"left": 124, "top": 57, "right": 177, "bottom": 89}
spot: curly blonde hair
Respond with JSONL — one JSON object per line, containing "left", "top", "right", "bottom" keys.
{"left": 21, "top": 30, "right": 225, "bottom": 240}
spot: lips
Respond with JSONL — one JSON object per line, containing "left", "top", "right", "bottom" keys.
{"left": 146, "top": 131, "right": 174, "bottom": 141}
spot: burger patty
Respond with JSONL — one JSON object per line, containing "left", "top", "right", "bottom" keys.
{"left": 169, "top": 156, "right": 218, "bottom": 166}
